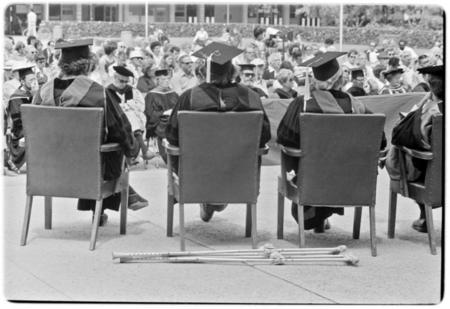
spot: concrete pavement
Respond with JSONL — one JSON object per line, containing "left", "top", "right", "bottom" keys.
{"left": 2, "top": 165, "right": 442, "bottom": 304}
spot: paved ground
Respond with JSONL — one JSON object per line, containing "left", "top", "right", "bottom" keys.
{"left": 2, "top": 164, "right": 442, "bottom": 304}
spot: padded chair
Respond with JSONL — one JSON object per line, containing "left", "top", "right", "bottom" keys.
{"left": 20, "top": 105, "right": 129, "bottom": 250}
{"left": 277, "top": 113, "right": 386, "bottom": 256}
{"left": 164, "top": 111, "right": 269, "bottom": 251}
{"left": 388, "top": 114, "right": 443, "bottom": 255}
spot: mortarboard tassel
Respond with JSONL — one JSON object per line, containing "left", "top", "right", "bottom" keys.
{"left": 303, "top": 69, "right": 311, "bottom": 111}
{"left": 206, "top": 54, "right": 212, "bottom": 83}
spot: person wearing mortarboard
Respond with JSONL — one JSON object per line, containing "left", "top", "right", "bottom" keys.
{"left": 277, "top": 51, "right": 387, "bottom": 232}
{"left": 107, "top": 65, "right": 155, "bottom": 163}
{"left": 165, "top": 42, "right": 272, "bottom": 222}
{"left": 144, "top": 68, "right": 179, "bottom": 162}
{"left": 386, "top": 65, "right": 444, "bottom": 233}
{"left": 345, "top": 68, "right": 367, "bottom": 97}
{"left": 378, "top": 68, "right": 407, "bottom": 95}
{"left": 238, "top": 64, "right": 268, "bottom": 98}
{"left": 32, "top": 39, "right": 150, "bottom": 225}
{"left": 5, "top": 63, "right": 37, "bottom": 173}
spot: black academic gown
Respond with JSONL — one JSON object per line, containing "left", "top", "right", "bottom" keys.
{"left": 144, "top": 89, "right": 179, "bottom": 139}
{"left": 33, "top": 76, "right": 139, "bottom": 211}
{"left": 277, "top": 89, "right": 387, "bottom": 229}
{"left": 165, "top": 82, "right": 272, "bottom": 170}
{"left": 6, "top": 87, "right": 33, "bottom": 169}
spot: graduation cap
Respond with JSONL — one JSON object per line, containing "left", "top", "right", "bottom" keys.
{"left": 239, "top": 64, "right": 255, "bottom": 72}
{"left": 351, "top": 68, "right": 364, "bottom": 80}
{"left": 299, "top": 51, "right": 346, "bottom": 82}
{"left": 382, "top": 67, "right": 404, "bottom": 78}
{"left": 112, "top": 66, "right": 134, "bottom": 78}
{"left": 12, "top": 62, "right": 35, "bottom": 79}
{"left": 55, "top": 38, "right": 93, "bottom": 64}
{"left": 417, "top": 65, "right": 444, "bottom": 76}
{"left": 154, "top": 68, "right": 170, "bottom": 77}
{"left": 192, "top": 41, "right": 243, "bottom": 83}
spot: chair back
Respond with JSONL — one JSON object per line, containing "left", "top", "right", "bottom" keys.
{"left": 424, "top": 114, "right": 443, "bottom": 207}
{"left": 178, "top": 111, "right": 263, "bottom": 204}
{"left": 297, "top": 113, "right": 385, "bottom": 206}
{"left": 22, "top": 105, "right": 104, "bottom": 200}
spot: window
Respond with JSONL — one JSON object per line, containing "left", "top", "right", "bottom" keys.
{"left": 49, "top": 4, "right": 61, "bottom": 21}
{"left": 205, "top": 5, "right": 214, "bottom": 17}
{"left": 248, "top": 5, "right": 259, "bottom": 18}
{"left": 175, "top": 5, "right": 185, "bottom": 18}
{"left": 129, "top": 5, "right": 145, "bottom": 16}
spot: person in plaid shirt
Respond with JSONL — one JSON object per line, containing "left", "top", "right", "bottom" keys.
{"left": 32, "top": 39, "right": 149, "bottom": 226}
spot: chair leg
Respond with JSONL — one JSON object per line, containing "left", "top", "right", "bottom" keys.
{"left": 297, "top": 204, "right": 305, "bottom": 247}
{"left": 179, "top": 203, "right": 185, "bottom": 251}
{"left": 424, "top": 204, "right": 437, "bottom": 255}
{"left": 20, "top": 195, "right": 34, "bottom": 246}
{"left": 353, "top": 207, "right": 362, "bottom": 239}
{"left": 44, "top": 196, "right": 52, "bottom": 230}
{"left": 120, "top": 185, "right": 129, "bottom": 235}
{"left": 167, "top": 194, "right": 175, "bottom": 237}
{"left": 251, "top": 203, "right": 257, "bottom": 249}
{"left": 387, "top": 187, "right": 397, "bottom": 239}
{"left": 277, "top": 192, "right": 284, "bottom": 239}
{"left": 89, "top": 200, "right": 103, "bottom": 251}
{"left": 369, "top": 206, "right": 377, "bottom": 257}
{"left": 245, "top": 203, "right": 251, "bottom": 237}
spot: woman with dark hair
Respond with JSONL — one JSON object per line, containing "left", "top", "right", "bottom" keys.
{"left": 165, "top": 42, "right": 271, "bottom": 222}
{"left": 33, "top": 39, "right": 149, "bottom": 225}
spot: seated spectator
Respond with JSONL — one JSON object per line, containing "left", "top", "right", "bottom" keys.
{"left": 342, "top": 49, "right": 359, "bottom": 70}
{"left": 379, "top": 68, "right": 407, "bottom": 95}
{"left": 99, "top": 41, "right": 117, "bottom": 86}
{"left": 144, "top": 69, "right": 179, "bottom": 162}
{"left": 148, "top": 41, "right": 163, "bottom": 67}
{"left": 34, "top": 52, "right": 48, "bottom": 87}
{"left": 238, "top": 64, "right": 268, "bottom": 98}
{"left": 277, "top": 52, "right": 386, "bottom": 232}
{"left": 398, "top": 39, "right": 418, "bottom": 61}
{"left": 170, "top": 55, "right": 198, "bottom": 95}
{"left": 262, "top": 52, "right": 282, "bottom": 86}
{"left": 42, "top": 40, "right": 55, "bottom": 67}
{"left": 386, "top": 65, "right": 443, "bottom": 233}
{"left": 13, "top": 41, "right": 26, "bottom": 61}
{"left": 33, "top": 40, "right": 149, "bottom": 224}
{"left": 251, "top": 58, "right": 269, "bottom": 96}
{"left": 107, "top": 66, "right": 155, "bottom": 162}
{"left": 127, "top": 49, "right": 145, "bottom": 85}
{"left": 273, "top": 69, "right": 298, "bottom": 99}
{"left": 166, "top": 42, "right": 271, "bottom": 222}
{"left": 24, "top": 45, "right": 37, "bottom": 64}
{"left": 137, "top": 64, "right": 156, "bottom": 94}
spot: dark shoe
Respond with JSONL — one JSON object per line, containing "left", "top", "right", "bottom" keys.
{"left": 200, "top": 204, "right": 215, "bottom": 222}
{"left": 324, "top": 219, "right": 331, "bottom": 230}
{"left": 128, "top": 193, "right": 149, "bottom": 211}
{"left": 92, "top": 213, "right": 108, "bottom": 227}
{"left": 314, "top": 221, "right": 325, "bottom": 233}
{"left": 412, "top": 218, "right": 428, "bottom": 233}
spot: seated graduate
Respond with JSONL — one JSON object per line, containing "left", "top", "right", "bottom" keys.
{"left": 144, "top": 68, "right": 179, "bottom": 162}
{"left": 378, "top": 68, "right": 407, "bottom": 95}
{"left": 107, "top": 65, "right": 155, "bottom": 162}
{"left": 346, "top": 68, "right": 367, "bottom": 97}
{"left": 238, "top": 63, "right": 268, "bottom": 98}
{"left": 272, "top": 69, "right": 298, "bottom": 99}
{"left": 6, "top": 63, "right": 38, "bottom": 173}
{"left": 277, "top": 52, "right": 387, "bottom": 232}
{"left": 33, "top": 39, "right": 149, "bottom": 226}
{"left": 165, "top": 42, "right": 271, "bottom": 222}
{"left": 386, "top": 65, "right": 443, "bottom": 233}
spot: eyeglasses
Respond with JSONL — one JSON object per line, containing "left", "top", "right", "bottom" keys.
{"left": 349, "top": 55, "right": 356, "bottom": 59}
{"left": 182, "top": 62, "right": 193, "bottom": 65}
{"left": 117, "top": 79, "right": 129, "bottom": 84}
{"left": 133, "top": 57, "right": 143, "bottom": 60}
{"left": 243, "top": 73, "right": 255, "bottom": 77}
{"left": 288, "top": 78, "right": 294, "bottom": 82}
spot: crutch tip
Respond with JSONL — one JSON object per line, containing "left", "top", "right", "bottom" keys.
{"left": 345, "top": 254, "right": 359, "bottom": 266}
{"left": 333, "top": 245, "right": 347, "bottom": 254}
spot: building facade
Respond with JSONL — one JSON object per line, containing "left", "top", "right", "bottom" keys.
{"left": 5, "top": 3, "right": 319, "bottom": 35}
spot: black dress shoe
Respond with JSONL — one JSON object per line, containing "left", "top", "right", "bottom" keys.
{"left": 412, "top": 218, "right": 428, "bottom": 233}
{"left": 200, "top": 204, "right": 215, "bottom": 222}
{"left": 92, "top": 213, "right": 108, "bottom": 227}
